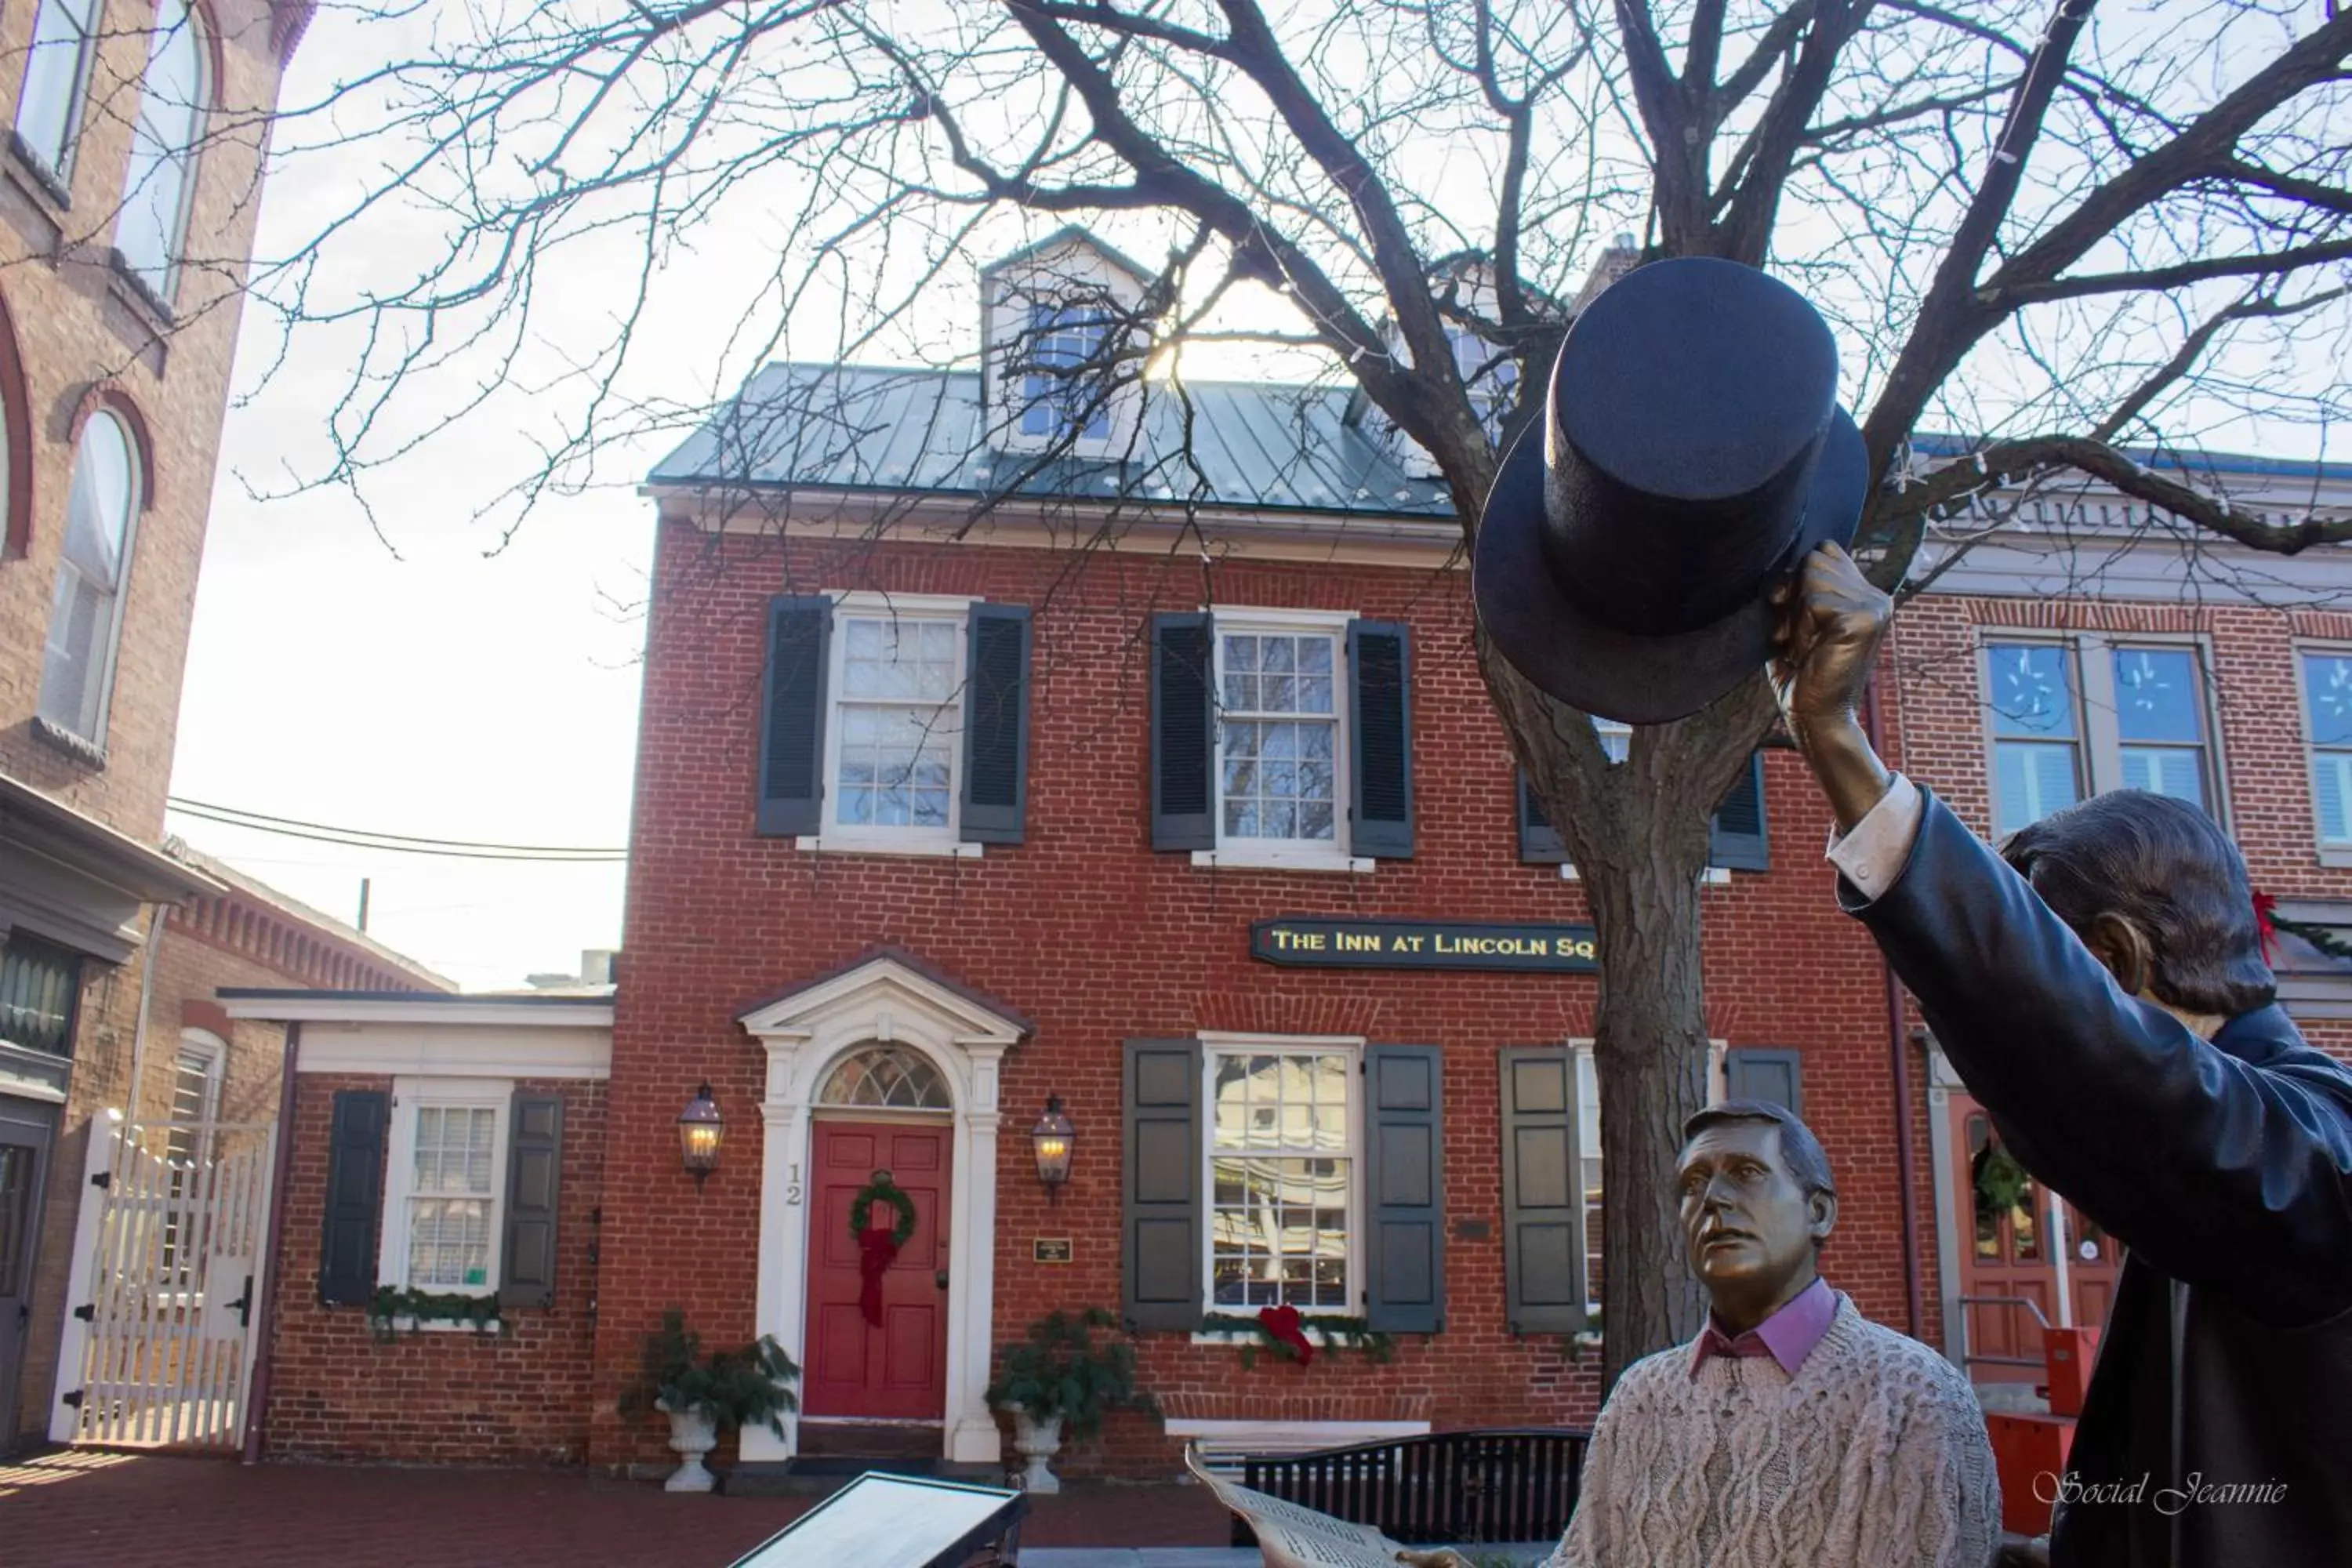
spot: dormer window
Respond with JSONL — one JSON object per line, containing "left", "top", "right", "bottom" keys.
{"left": 1021, "top": 303, "right": 1113, "bottom": 441}
{"left": 982, "top": 227, "right": 1153, "bottom": 455}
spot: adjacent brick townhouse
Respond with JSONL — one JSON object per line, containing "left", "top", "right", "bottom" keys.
{"left": 223, "top": 230, "right": 2352, "bottom": 1484}
{"left": 0, "top": 0, "right": 315, "bottom": 1450}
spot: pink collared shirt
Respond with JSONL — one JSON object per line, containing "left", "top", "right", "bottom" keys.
{"left": 1689, "top": 1276, "right": 1838, "bottom": 1379}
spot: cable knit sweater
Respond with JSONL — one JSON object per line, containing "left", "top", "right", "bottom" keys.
{"left": 1545, "top": 1294, "right": 2000, "bottom": 1568}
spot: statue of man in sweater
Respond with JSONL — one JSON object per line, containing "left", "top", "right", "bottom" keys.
{"left": 1405, "top": 1100, "right": 1999, "bottom": 1568}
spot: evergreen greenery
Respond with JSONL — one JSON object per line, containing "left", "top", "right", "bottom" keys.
{"left": 368, "top": 1286, "right": 503, "bottom": 1338}
{"left": 622, "top": 1307, "right": 800, "bottom": 1436}
{"left": 1198, "top": 1311, "right": 1398, "bottom": 1367}
{"left": 984, "top": 1307, "right": 1157, "bottom": 1443}
{"left": 1975, "top": 1144, "right": 2034, "bottom": 1215}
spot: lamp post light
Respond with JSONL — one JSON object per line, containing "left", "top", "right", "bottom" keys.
{"left": 1030, "top": 1096, "right": 1075, "bottom": 1203}
{"left": 678, "top": 1083, "right": 724, "bottom": 1186}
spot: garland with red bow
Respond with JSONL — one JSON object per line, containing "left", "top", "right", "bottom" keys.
{"left": 1198, "top": 1310, "right": 1396, "bottom": 1368}
{"left": 851, "top": 1171, "right": 919, "bottom": 1329}
{"left": 2254, "top": 891, "right": 2352, "bottom": 964}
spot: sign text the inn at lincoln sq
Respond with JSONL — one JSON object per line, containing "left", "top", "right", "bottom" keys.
{"left": 1249, "top": 916, "right": 1599, "bottom": 973}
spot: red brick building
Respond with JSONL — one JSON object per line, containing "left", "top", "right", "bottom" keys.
{"left": 226, "top": 232, "right": 2352, "bottom": 1483}
{"left": 1, "top": 0, "right": 313, "bottom": 1450}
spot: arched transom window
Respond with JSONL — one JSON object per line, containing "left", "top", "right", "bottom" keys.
{"left": 818, "top": 1044, "right": 950, "bottom": 1111}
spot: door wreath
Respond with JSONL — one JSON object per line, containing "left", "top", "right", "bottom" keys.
{"left": 851, "top": 1170, "right": 919, "bottom": 1328}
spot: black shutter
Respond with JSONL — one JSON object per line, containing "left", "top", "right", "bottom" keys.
{"left": 1364, "top": 1045, "right": 1443, "bottom": 1332}
{"left": 1348, "top": 620, "right": 1414, "bottom": 859}
{"left": 961, "top": 604, "right": 1032, "bottom": 844}
{"left": 1123, "top": 1038, "right": 1203, "bottom": 1330}
{"left": 1498, "top": 1048, "right": 1587, "bottom": 1334}
{"left": 1518, "top": 771, "right": 1569, "bottom": 864}
{"left": 320, "top": 1089, "right": 387, "bottom": 1306}
{"left": 1150, "top": 613, "right": 1214, "bottom": 851}
{"left": 1708, "top": 752, "right": 1770, "bottom": 872}
{"left": 499, "top": 1091, "right": 564, "bottom": 1309}
{"left": 1726, "top": 1047, "right": 1803, "bottom": 1116}
{"left": 757, "top": 596, "right": 832, "bottom": 836}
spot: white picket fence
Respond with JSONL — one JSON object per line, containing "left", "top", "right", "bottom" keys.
{"left": 64, "top": 1117, "right": 276, "bottom": 1450}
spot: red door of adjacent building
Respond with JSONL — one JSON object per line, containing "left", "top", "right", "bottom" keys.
{"left": 1949, "top": 1095, "right": 2123, "bottom": 1384}
{"left": 802, "top": 1120, "right": 951, "bottom": 1421}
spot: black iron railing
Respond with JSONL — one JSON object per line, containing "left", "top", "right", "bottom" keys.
{"left": 1232, "top": 1427, "right": 1592, "bottom": 1547}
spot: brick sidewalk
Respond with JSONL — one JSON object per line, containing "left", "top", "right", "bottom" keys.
{"left": 0, "top": 1450, "right": 1232, "bottom": 1567}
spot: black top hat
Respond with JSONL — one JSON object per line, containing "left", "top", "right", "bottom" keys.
{"left": 1473, "top": 256, "right": 1866, "bottom": 725}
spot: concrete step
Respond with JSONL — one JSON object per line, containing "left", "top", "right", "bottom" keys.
{"left": 718, "top": 1456, "right": 1003, "bottom": 1497}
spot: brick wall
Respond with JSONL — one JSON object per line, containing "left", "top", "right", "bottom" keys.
{"left": 1, "top": 0, "right": 294, "bottom": 1448}
{"left": 0, "top": 0, "right": 286, "bottom": 837}
{"left": 263, "top": 1073, "right": 608, "bottom": 1465}
{"left": 590, "top": 523, "right": 1911, "bottom": 1476}
{"left": 1887, "top": 593, "right": 2352, "bottom": 994}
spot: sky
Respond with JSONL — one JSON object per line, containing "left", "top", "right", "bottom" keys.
{"left": 162, "top": 0, "right": 2349, "bottom": 989}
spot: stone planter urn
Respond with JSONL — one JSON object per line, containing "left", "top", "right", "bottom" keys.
{"left": 1008, "top": 1404, "right": 1065, "bottom": 1494}
{"left": 657, "top": 1399, "right": 720, "bottom": 1494}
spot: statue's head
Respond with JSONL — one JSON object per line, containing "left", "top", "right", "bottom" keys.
{"left": 1676, "top": 1100, "right": 1838, "bottom": 1319}
{"left": 2000, "top": 788, "right": 2274, "bottom": 1023}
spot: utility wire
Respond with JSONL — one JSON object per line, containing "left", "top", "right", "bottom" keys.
{"left": 166, "top": 797, "right": 627, "bottom": 862}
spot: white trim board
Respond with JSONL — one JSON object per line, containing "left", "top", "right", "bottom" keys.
{"left": 292, "top": 1023, "right": 612, "bottom": 1080}
{"left": 222, "top": 996, "right": 614, "bottom": 1028}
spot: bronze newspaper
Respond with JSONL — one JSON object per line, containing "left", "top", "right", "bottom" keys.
{"left": 1181, "top": 1444, "right": 1417, "bottom": 1568}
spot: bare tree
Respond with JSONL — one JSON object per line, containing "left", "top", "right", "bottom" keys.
{"left": 244, "top": 0, "right": 2352, "bottom": 1385}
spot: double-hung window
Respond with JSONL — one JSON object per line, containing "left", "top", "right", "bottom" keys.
{"left": 1984, "top": 635, "right": 2222, "bottom": 836}
{"left": 113, "top": 0, "right": 208, "bottom": 302}
{"left": 13, "top": 0, "right": 101, "bottom": 189}
{"left": 831, "top": 605, "right": 964, "bottom": 837}
{"left": 754, "top": 592, "right": 1033, "bottom": 851}
{"left": 2299, "top": 648, "right": 2352, "bottom": 856}
{"left": 1206, "top": 1044, "right": 1356, "bottom": 1313}
{"left": 1217, "top": 621, "right": 1345, "bottom": 854}
{"left": 38, "top": 410, "right": 140, "bottom": 746}
{"left": 1019, "top": 303, "right": 1111, "bottom": 441}
{"left": 380, "top": 1080, "right": 511, "bottom": 1295}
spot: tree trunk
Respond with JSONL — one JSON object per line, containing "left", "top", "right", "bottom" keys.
{"left": 1580, "top": 838, "right": 1713, "bottom": 1390}
{"left": 1481, "top": 645, "right": 1777, "bottom": 1393}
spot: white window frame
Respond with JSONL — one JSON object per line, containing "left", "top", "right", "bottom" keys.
{"left": 1979, "top": 630, "right": 2229, "bottom": 837}
{"left": 985, "top": 256, "right": 1142, "bottom": 460}
{"left": 1196, "top": 607, "right": 1367, "bottom": 875}
{"left": 797, "top": 590, "right": 979, "bottom": 858}
{"left": 1197, "top": 1032, "right": 1364, "bottom": 1324}
{"left": 379, "top": 1076, "right": 513, "bottom": 1301}
{"left": 2294, "top": 641, "right": 2352, "bottom": 868}
{"left": 36, "top": 408, "right": 143, "bottom": 750}
{"left": 1570, "top": 1040, "right": 1728, "bottom": 1322}
{"left": 167, "top": 1031, "right": 224, "bottom": 1126}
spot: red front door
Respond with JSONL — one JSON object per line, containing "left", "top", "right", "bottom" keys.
{"left": 803, "top": 1120, "right": 951, "bottom": 1421}
{"left": 1948, "top": 1095, "right": 2123, "bottom": 1382}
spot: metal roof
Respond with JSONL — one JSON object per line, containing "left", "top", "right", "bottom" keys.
{"left": 647, "top": 365, "right": 1456, "bottom": 518}
{"left": 649, "top": 362, "right": 2347, "bottom": 516}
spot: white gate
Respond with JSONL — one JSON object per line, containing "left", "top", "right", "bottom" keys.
{"left": 65, "top": 1117, "right": 277, "bottom": 1450}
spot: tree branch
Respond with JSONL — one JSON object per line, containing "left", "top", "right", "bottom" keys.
{"left": 1889, "top": 437, "right": 2352, "bottom": 560}
{"left": 1994, "top": 238, "right": 2352, "bottom": 307}
{"left": 1860, "top": 0, "right": 2099, "bottom": 478}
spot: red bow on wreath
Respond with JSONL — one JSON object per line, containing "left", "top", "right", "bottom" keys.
{"left": 1257, "top": 1304, "right": 1316, "bottom": 1366}
{"left": 858, "top": 1229, "right": 899, "bottom": 1329}
{"left": 851, "top": 1171, "right": 920, "bottom": 1330}
{"left": 2255, "top": 891, "right": 2279, "bottom": 964}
